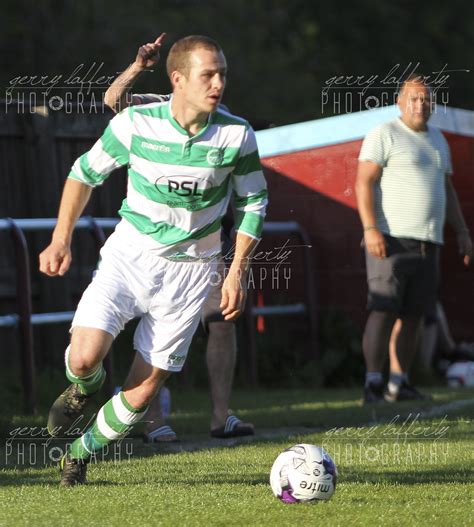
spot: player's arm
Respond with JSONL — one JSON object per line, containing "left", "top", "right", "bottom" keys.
{"left": 445, "top": 175, "right": 472, "bottom": 266}
{"left": 222, "top": 126, "right": 268, "bottom": 321}
{"left": 355, "top": 160, "right": 386, "bottom": 259}
{"left": 221, "top": 232, "right": 259, "bottom": 321}
{"left": 39, "top": 179, "right": 93, "bottom": 276}
{"left": 39, "top": 110, "right": 132, "bottom": 276}
{"left": 104, "top": 34, "right": 165, "bottom": 113}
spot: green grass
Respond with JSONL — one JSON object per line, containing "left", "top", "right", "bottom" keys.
{"left": 1, "top": 387, "right": 473, "bottom": 526}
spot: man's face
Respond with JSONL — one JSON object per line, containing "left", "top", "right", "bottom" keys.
{"left": 178, "top": 47, "right": 227, "bottom": 113}
{"left": 398, "top": 81, "right": 432, "bottom": 130}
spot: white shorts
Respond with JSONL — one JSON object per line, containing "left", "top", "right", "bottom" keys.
{"left": 72, "top": 230, "right": 218, "bottom": 372}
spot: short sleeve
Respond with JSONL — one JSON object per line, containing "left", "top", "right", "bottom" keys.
{"left": 358, "top": 125, "right": 389, "bottom": 167}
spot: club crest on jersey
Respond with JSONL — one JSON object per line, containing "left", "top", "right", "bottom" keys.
{"left": 206, "top": 148, "right": 224, "bottom": 166}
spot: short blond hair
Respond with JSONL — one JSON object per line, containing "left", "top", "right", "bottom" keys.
{"left": 166, "top": 35, "right": 222, "bottom": 78}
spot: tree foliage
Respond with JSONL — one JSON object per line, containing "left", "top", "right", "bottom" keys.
{"left": 1, "top": 0, "right": 472, "bottom": 126}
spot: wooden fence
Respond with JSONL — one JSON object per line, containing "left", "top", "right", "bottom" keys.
{"left": 0, "top": 102, "right": 126, "bottom": 372}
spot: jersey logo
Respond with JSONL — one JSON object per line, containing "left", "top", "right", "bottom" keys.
{"left": 141, "top": 141, "right": 171, "bottom": 153}
{"left": 154, "top": 174, "right": 212, "bottom": 210}
{"left": 206, "top": 148, "right": 224, "bottom": 166}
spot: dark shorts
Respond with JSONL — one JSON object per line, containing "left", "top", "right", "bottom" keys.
{"left": 365, "top": 235, "right": 440, "bottom": 316}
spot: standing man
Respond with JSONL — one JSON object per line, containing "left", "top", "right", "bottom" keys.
{"left": 356, "top": 75, "right": 471, "bottom": 403}
{"left": 103, "top": 35, "right": 254, "bottom": 442}
{"left": 39, "top": 35, "right": 268, "bottom": 485}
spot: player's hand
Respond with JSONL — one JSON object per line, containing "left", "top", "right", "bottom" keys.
{"left": 220, "top": 267, "right": 247, "bottom": 321}
{"left": 39, "top": 240, "right": 72, "bottom": 276}
{"left": 134, "top": 33, "right": 166, "bottom": 70}
{"left": 364, "top": 228, "right": 386, "bottom": 259}
{"left": 457, "top": 231, "right": 472, "bottom": 266}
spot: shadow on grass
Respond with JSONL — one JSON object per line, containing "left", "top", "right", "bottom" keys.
{"left": 1, "top": 387, "right": 473, "bottom": 487}
{"left": 0, "top": 432, "right": 471, "bottom": 488}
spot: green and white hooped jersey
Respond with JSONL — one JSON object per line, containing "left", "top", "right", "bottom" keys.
{"left": 69, "top": 100, "right": 268, "bottom": 259}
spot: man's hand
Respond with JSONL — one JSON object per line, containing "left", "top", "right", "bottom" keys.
{"left": 220, "top": 267, "right": 247, "bottom": 321}
{"left": 134, "top": 33, "right": 166, "bottom": 70}
{"left": 39, "top": 240, "right": 72, "bottom": 277}
{"left": 457, "top": 231, "right": 472, "bottom": 266}
{"left": 364, "top": 228, "right": 386, "bottom": 259}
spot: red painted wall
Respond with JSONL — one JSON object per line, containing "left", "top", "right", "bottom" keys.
{"left": 261, "top": 134, "right": 474, "bottom": 338}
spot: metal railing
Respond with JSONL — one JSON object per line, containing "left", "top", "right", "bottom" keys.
{"left": 0, "top": 217, "right": 317, "bottom": 410}
{"left": 244, "top": 221, "right": 318, "bottom": 386}
{"left": 0, "top": 217, "right": 118, "bottom": 414}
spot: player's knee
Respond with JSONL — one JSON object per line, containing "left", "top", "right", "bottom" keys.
{"left": 68, "top": 352, "right": 101, "bottom": 377}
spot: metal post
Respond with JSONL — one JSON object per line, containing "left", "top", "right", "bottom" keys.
{"left": 8, "top": 219, "right": 36, "bottom": 414}
{"left": 244, "top": 286, "right": 259, "bottom": 387}
{"left": 299, "top": 228, "right": 319, "bottom": 360}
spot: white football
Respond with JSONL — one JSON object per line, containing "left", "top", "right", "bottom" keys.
{"left": 446, "top": 361, "right": 474, "bottom": 387}
{"left": 270, "top": 444, "right": 337, "bottom": 503}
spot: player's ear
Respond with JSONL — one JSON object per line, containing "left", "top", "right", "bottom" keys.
{"left": 170, "top": 70, "right": 184, "bottom": 90}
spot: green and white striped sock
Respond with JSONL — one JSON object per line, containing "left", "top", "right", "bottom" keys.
{"left": 70, "top": 391, "right": 148, "bottom": 460}
{"left": 65, "top": 345, "right": 106, "bottom": 395}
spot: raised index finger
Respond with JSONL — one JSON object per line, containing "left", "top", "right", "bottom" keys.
{"left": 154, "top": 33, "right": 166, "bottom": 46}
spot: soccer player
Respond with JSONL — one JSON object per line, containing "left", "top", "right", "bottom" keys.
{"left": 39, "top": 35, "right": 268, "bottom": 485}
{"left": 103, "top": 34, "right": 254, "bottom": 442}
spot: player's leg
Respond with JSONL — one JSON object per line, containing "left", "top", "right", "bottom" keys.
{"left": 143, "top": 257, "right": 219, "bottom": 441}
{"left": 143, "top": 387, "right": 177, "bottom": 443}
{"left": 206, "top": 320, "right": 237, "bottom": 428}
{"left": 61, "top": 352, "right": 170, "bottom": 486}
{"left": 203, "top": 262, "right": 254, "bottom": 437}
{"left": 48, "top": 232, "right": 141, "bottom": 437}
{"left": 47, "top": 327, "right": 112, "bottom": 436}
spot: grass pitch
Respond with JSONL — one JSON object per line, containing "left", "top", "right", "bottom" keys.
{"left": 1, "top": 387, "right": 473, "bottom": 526}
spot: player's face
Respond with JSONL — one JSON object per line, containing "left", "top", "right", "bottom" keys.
{"left": 398, "top": 82, "right": 432, "bottom": 131}
{"left": 181, "top": 48, "right": 227, "bottom": 113}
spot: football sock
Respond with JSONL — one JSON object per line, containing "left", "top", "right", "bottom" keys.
{"left": 387, "top": 373, "right": 408, "bottom": 394}
{"left": 65, "top": 345, "right": 106, "bottom": 395}
{"left": 365, "top": 372, "right": 384, "bottom": 387}
{"left": 70, "top": 391, "right": 148, "bottom": 461}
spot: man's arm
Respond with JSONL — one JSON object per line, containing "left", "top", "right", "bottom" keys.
{"left": 223, "top": 126, "right": 268, "bottom": 320}
{"left": 220, "top": 232, "right": 258, "bottom": 321}
{"left": 104, "top": 34, "right": 165, "bottom": 113}
{"left": 355, "top": 160, "right": 386, "bottom": 259}
{"left": 39, "top": 179, "right": 93, "bottom": 276}
{"left": 445, "top": 176, "right": 472, "bottom": 266}
{"left": 39, "top": 110, "right": 133, "bottom": 276}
